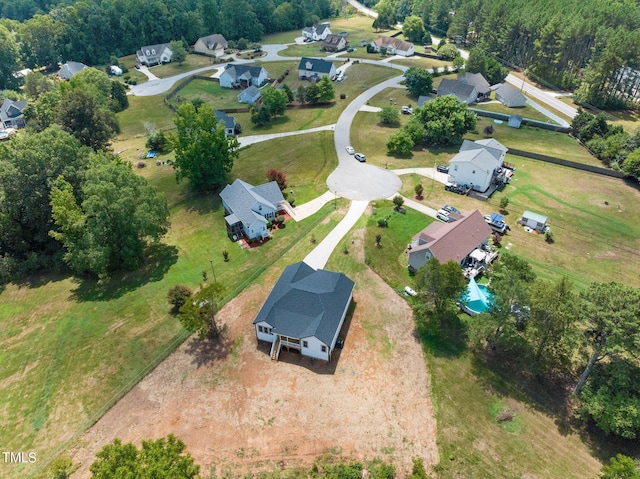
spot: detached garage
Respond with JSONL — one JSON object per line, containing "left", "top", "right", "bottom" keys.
{"left": 520, "top": 210, "right": 549, "bottom": 232}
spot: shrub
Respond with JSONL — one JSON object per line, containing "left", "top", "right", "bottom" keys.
{"left": 276, "top": 215, "right": 285, "bottom": 225}
{"left": 377, "top": 217, "right": 388, "bottom": 228}
{"left": 483, "top": 124, "right": 494, "bottom": 136}
{"left": 499, "top": 196, "right": 509, "bottom": 210}
{"left": 266, "top": 169, "right": 287, "bottom": 190}
{"left": 222, "top": 250, "right": 229, "bottom": 262}
{"left": 415, "top": 183, "right": 424, "bottom": 198}
{"left": 167, "top": 285, "right": 192, "bottom": 312}
{"left": 545, "top": 228, "right": 554, "bottom": 243}
{"left": 392, "top": 195, "right": 405, "bottom": 210}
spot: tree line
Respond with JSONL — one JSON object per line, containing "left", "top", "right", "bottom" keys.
{"left": 0, "top": 0, "right": 340, "bottom": 87}
{"left": 360, "top": 0, "right": 640, "bottom": 110}
{"left": 414, "top": 254, "right": 640, "bottom": 440}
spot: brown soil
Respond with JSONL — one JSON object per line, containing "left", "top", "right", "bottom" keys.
{"left": 69, "top": 264, "right": 437, "bottom": 477}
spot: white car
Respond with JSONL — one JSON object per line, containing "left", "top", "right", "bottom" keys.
{"left": 345, "top": 146, "right": 355, "bottom": 155}
{"left": 404, "top": 286, "right": 417, "bottom": 297}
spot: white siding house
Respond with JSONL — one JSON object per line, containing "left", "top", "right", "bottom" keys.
{"left": 219, "top": 64, "right": 268, "bottom": 88}
{"left": 302, "top": 23, "right": 331, "bottom": 41}
{"left": 193, "top": 34, "right": 228, "bottom": 57}
{"left": 136, "top": 43, "right": 173, "bottom": 66}
{"left": 253, "top": 262, "right": 355, "bottom": 362}
{"left": 448, "top": 139, "right": 508, "bottom": 192}
{"left": 371, "top": 36, "right": 415, "bottom": 56}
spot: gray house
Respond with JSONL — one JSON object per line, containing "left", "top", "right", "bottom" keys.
{"left": 0, "top": 99, "right": 27, "bottom": 129}
{"left": 253, "top": 261, "right": 354, "bottom": 362}
{"left": 59, "top": 61, "right": 88, "bottom": 80}
{"left": 219, "top": 64, "right": 268, "bottom": 88}
{"left": 495, "top": 83, "right": 527, "bottom": 108}
{"left": 449, "top": 139, "right": 508, "bottom": 192}
{"left": 136, "top": 43, "right": 173, "bottom": 66}
{"left": 219, "top": 179, "right": 285, "bottom": 241}
{"left": 437, "top": 78, "right": 477, "bottom": 104}
{"left": 237, "top": 85, "right": 262, "bottom": 104}
{"left": 193, "top": 34, "right": 228, "bottom": 57}
{"left": 214, "top": 110, "right": 236, "bottom": 137}
{"left": 459, "top": 72, "right": 491, "bottom": 101}
{"left": 298, "top": 57, "right": 336, "bottom": 81}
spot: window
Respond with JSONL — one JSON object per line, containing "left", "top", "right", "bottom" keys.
{"left": 258, "top": 326, "right": 263, "bottom": 332}
{"left": 454, "top": 165, "right": 458, "bottom": 171}
{"left": 259, "top": 205, "right": 262, "bottom": 211}
{"left": 321, "top": 345, "right": 327, "bottom": 353}
{"left": 302, "top": 340, "right": 308, "bottom": 348}
{"left": 472, "top": 169, "right": 476, "bottom": 174}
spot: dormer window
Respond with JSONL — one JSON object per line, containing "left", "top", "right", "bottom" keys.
{"left": 305, "top": 61, "right": 313, "bottom": 70}
{"left": 151, "top": 49, "right": 156, "bottom": 54}
{"left": 146, "top": 50, "right": 150, "bottom": 55}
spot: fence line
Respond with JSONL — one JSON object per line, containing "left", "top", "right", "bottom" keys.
{"left": 507, "top": 148, "right": 625, "bottom": 178}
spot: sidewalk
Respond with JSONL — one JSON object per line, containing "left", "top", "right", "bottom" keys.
{"left": 389, "top": 195, "right": 438, "bottom": 219}
{"left": 392, "top": 167, "right": 449, "bottom": 184}
{"left": 238, "top": 124, "right": 335, "bottom": 148}
{"left": 303, "top": 200, "right": 369, "bottom": 269}
{"left": 288, "top": 191, "right": 336, "bottom": 221}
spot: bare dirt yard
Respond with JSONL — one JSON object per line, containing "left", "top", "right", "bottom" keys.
{"left": 70, "top": 263, "right": 438, "bottom": 477}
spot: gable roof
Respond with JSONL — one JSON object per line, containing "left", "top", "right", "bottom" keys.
{"left": 473, "top": 138, "right": 508, "bottom": 153}
{"left": 373, "top": 35, "right": 414, "bottom": 52}
{"left": 459, "top": 72, "right": 491, "bottom": 94}
{"left": 139, "top": 43, "right": 170, "bottom": 55}
{"left": 220, "top": 179, "right": 284, "bottom": 227}
{"left": 196, "top": 33, "right": 227, "bottom": 50}
{"left": 323, "top": 34, "right": 345, "bottom": 46}
{"left": 253, "top": 262, "right": 354, "bottom": 345}
{"left": 452, "top": 140, "right": 505, "bottom": 172}
{"left": 303, "top": 23, "right": 330, "bottom": 35}
{"left": 411, "top": 210, "right": 491, "bottom": 264}
{"left": 214, "top": 110, "right": 235, "bottom": 130}
{"left": 522, "top": 210, "right": 548, "bottom": 224}
{"left": 59, "top": 61, "right": 88, "bottom": 79}
{"left": 495, "top": 83, "right": 526, "bottom": 104}
{"left": 298, "top": 57, "right": 334, "bottom": 74}
{"left": 0, "top": 99, "right": 27, "bottom": 122}
{"left": 223, "top": 63, "right": 266, "bottom": 80}
{"left": 238, "top": 85, "right": 261, "bottom": 101}
{"left": 437, "top": 78, "right": 477, "bottom": 102}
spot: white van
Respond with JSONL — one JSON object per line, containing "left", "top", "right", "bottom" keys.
{"left": 436, "top": 209, "right": 451, "bottom": 222}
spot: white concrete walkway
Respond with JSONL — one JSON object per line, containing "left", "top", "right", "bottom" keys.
{"left": 392, "top": 167, "right": 449, "bottom": 184}
{"left": 389, "top": 195, "right": 439, "bottom": 219}
{"left": 303, "top": 200, "right": 369, "bottom": 269}
{"left": 238, "top": 125, "right": 335, "bottom": 148}
{"left": 138, "top": 65, "right": 159, "bottom": 81}
{"left": 289, "top": 191, "right": 336, "bottom": 221}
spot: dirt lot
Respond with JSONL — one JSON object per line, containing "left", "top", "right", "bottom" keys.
{"left": 70, "top": 264, "right": 438, "bottom": 477}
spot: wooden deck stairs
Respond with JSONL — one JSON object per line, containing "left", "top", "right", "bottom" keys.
{"left": 270, "top": 336, "right": 281, "bottom": 361}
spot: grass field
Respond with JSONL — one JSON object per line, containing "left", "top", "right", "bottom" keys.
{"left": 472, "top": 99, "right": 553, "bottom": 123}
{"left": 390, "top": 57, "right": 453, "bottom": 70}
{"left": 150, "top": 54, "right": 216, "bottom": 78}
{"left": 167, "top": 79, "right": 243, "bottom": 110}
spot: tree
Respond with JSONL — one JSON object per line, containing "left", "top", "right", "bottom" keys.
{"left": 466, "top": 47, "right": 487, "bottom": 76}
{"left": 452, "top": 56, "right": 465, "bottom": 70}
{"left": 392, "top": 195, "right": 404, "bottom": 210}
{"left": 0, "top": 126, "right": 88, "bottom": 270}
{"left": 437, "top": 43, "right": 459, "bottom": 60}
{"left": 317, "top": 75, "right": 336, "bottom": 103}
{"left": 414, "top": 183, "right": 424, "bottom": 198}
{"left": 499, "top": 196, "right": 509, "bottom": 211}
{"left": 485, "top": 57, "right": 509, "bottom": 84}
{"left": 50, "top": 155, "right": 170, "bottom": 278}
{"left": 69, "top": 68, "right": 112, "bottom": 105}
{"left": 57, "top": 88, "right": 119, "bottom": 151}
{"left": 0, "top": 24, "right": 21, "bottom": 90}
{"left": 23, "top": 89, "right": 61, "bottom": 132}
{"left": 387, "top": 130, "right": 414, "bottom": 155}
{"left": 250, "top": 104, "right": 271, "bottom": 126}
{"left": 167, "top": 285, "right": 192, "bottom": 312}
{"left": 170, "top": 40, "right": 187, "bottom": 64}
{"left": 23, "top": 71, "right": 55, "bottom": 99}
{"left": 372, "top": 0, "right": 395, "bottom": 30}
{"left": 261, "top": 87, "right": 287, "bottom": 118}
{"left": 622, "top": 148, "right": 640, "bottom": 180}
{"left": 415, "top": 258, "right": 467, "bottom": 329}
{"left": 574, "top": 282, "right": 640, "bottom": 394}
{"left": 282, "top": 83, "right": 294, "bottom": 102}
{"left": 414, "top": 95, "right": 476, "bottom": 145}
{"left": 403, "top": 117, "right": 426, "bottom": 143}
{"left": 178, "top": 282, "right": 225, "bottom": 339}
{"left": 600, "top": 454, "right": 640, "bottom": 479}
{"left": 90, "top": 435, "right": 200, "bottom": 479}
{"left": 403, "top": 67, "right": 433, "bottom": 97}
{"left": 375, "top": 234, "right": 382, "bottom": 248}
{"left": 378, "top": 105, "right": 400, "bottom": 125}
{"left": 110, "top": 81, "right": 129, "bottom": 113}
{"left": 266, "top": 169, "right": 287, "bottom": 190}
{"left": 173, "top": 103, "right": 239, "bottom": 191}
{"left": 403, "top": 15, "right": 426, "bottom": 43}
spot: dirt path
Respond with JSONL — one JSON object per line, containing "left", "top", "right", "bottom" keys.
{"left": 70, "top": 261, "right": 438, "bottom": 477}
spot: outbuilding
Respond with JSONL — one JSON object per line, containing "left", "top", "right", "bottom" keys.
{"left": 520, "top": 210, "right": 549, "bottom": 232}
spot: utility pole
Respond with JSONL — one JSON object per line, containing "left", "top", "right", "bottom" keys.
{"left": 209, "top": 259, "right": 216, "bottom": 283}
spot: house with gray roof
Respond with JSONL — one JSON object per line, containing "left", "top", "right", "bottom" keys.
{"left": 253, "top": 261, "right": 354, "bottom": 362}
{"left": 214, "top": 110, "right": 236, "bottom": 137}
{"left": 302, "top": 23, "right": 331, "bottom": 41}
{"left": 322, "top": 34, "right": 348, "bottom": 52}
{"left": 1, "top": 99, "right": 27, "bottom": 129}
{"left": 458, "top": 72, "right": 491, "bottom": 101}
{"left": 408, "top": 210, "right": 492, "bottom": 272}
{"left": 59, "top": 61, "right": 88, "bottom": 80}
{"left": 495, "top": 83, "right": 527, "bottom": 108}
{"left": 237, "top": 85, "right": 262, "bottom": 104}
{"left": 298, "top": 57, "right": 336, "bottom": 81}
{"left": 136, "top": 43, "right": 173, "bottom": 66}
{"left": 193, "top": 34, "right": 228, "bottom": 57}
{"left": 448, "top": 139, "right": 508, "bottom": 192}
{"left": 219, "top": 179, "right": 285, "bottom": 241}
{"left": 437, "top": 78, "right": 477, "bottom": 104}
{"left": 219, "top": 63, "right": 268, "bottom": 88}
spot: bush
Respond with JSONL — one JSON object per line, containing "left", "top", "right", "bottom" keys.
{"left": 276, "top": 215, "right": 285, "bottom": 225}
{"left": 545, "top": 228, "right": 554, "bottom": 243}
{"left": 499, "top": 196, "right": 509, "bottom": 210}
{"left": 377, "top": 217, "right": 388, "bottom": 228}
{"left": 167, "top": 285, "right": 192, "bottom": 312}
{"left": 392, "top": 195, "right": 405, "bottom": 210}
{"left": 483, "top": 124, "right": 494, "bottom": 136}
{"left": 415, "top": 183, "right": 424, "bottom": 198}
{"left": 222, "top": 250, "right": 229, "bottom": 262}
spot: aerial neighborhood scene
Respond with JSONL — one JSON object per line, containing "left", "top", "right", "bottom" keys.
{"left": 2, "top": 0, "right": 640, "bottom": 478}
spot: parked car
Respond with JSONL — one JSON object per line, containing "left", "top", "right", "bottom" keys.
{"left": 336, "top": 337, "right": 345, "bottom": 349}
{"left": 442, "top": 205, "right": 461, "bottom": 214}
{"left": 354, "top": 153, "right": 366, "bottom": 162}
{"left": 436, "top": 164, "right": 449, "bottom": 173}
{"left": 484, "top": 214, "right": 510, "bottom": 234}
{"left": 404, "top": 286, "right": 417, "bottom": 297}
{"left": 401, "top": 106, "right": 413, "bottom": 114}
{"left": 134, "top": 64, "right": 141, "bottom": 70}
{"left": 436, "top": 209, "right": 451, "bottom": 222}
{"left": 346, "top": 47, "right": 355, "bottom": 52}
{"left": 445, "top": 183, "right": 466, "bottom": 194}
{"left": 345, "top": 146, "right": 355, "bottom": 155}
{"left": 337, "top": 75, "right": 345, "bottom": 82}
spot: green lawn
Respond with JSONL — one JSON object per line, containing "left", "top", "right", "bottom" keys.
{"left": 472, "top": 99, "right": 553, "bottom": 123}
{"left": 167, "top": 79, "right": 244, "bottom": 110}
{"left": 390, "top": 56, "right": 453, "bottom": 70}
{"left": 149, "top": 54, "right": 217, "bottom": 78}
{"left": 277, "top": 43, "right": 331, "bottom": 58}
{"left": 116, "top": 95, "right": 176, "bottom": 139}
{"left": 235, "top": 130, "right": 337, "bottom": 204}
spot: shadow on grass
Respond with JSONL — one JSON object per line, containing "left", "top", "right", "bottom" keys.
{"left": 182, "top": 188, "right": 223, "bottom": 215}
{"left": 72, "top": 243, "right": 178, "bottom": 302}
{"left": 414, "top": 310, "right": 467, "bottom": 359}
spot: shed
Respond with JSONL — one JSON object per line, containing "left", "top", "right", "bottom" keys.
{"left": 495, "top": 84, "right": 526, "bottom": 108}
{"left": 520, "top": 211, "right": 549, "bottom": 232}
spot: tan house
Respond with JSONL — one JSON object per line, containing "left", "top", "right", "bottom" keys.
{"left": 193, "top": 34, "right": 228, "bottom": 57}
{"left": 371, "top": 36, "right": 415, "bottom": 56}
{"left": 408, "top": 210, "right": 492, "bottom": 272}
{"left": 322, "top": 34, "right": 348, "bottom": 52}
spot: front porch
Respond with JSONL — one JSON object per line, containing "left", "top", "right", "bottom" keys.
{"left": 270, "top": 335, "right": 302, "bottom": 361}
